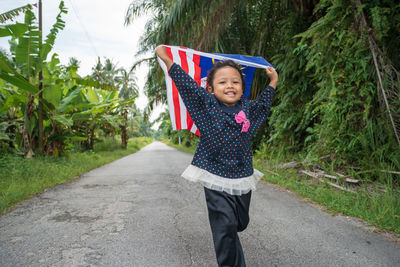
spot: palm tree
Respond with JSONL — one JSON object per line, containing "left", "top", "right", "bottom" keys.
{"left": 68, "top": 57, "right": 80, "bottom": 68}
{"left": 116, "top": 68, "right": 138, "bottom": 101}
{"left": 103, "top": 58, "right": 120, "bottom": 87}
{"left": 91, "top": 57, "right": 120, "bottom": 87}
{"left": 116, "top": 68, "right": 139, "bottom": 148}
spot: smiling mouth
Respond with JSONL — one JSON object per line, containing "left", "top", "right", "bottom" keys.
{"left": 225, "top": 91, "right": 236, "bottom": 96}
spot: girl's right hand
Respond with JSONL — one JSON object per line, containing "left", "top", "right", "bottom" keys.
{"left": 155, "top": 45, "right": 173, "bottom": 70}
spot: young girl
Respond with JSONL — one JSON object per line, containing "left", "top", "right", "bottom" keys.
{"left": 156, "top": 46, "right": 278, "bottom": 267}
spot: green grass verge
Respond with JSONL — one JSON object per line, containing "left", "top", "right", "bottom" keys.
{"left": 0, "top": 137, "right": 153, "bottom": 214}
{"left": 254, "top": 158, "right": 400, "bottom": 234}
{"left": 164, "top": 140, "right": 400, "bottom": 234}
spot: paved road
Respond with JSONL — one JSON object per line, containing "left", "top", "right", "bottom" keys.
{"left": 1, "top": 141, "right": 399, "bottom": 267}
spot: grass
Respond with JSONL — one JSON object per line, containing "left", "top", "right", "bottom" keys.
{"left": 165, "top": 140, "right": 400, "bottom": 234}
{"left": 0, "top": 137, "right": 153, "bottom": 214}
{"left": 254, "top": 158, "right": 400, "bottom": 234}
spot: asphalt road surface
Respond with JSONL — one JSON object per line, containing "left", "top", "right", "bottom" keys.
{"left": 1, "top": 141, "right": 399, "bottom": 267}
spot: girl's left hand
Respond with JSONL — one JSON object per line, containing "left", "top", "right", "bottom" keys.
{"left": 265, "top": 66, "right": 278, "bottom": 89}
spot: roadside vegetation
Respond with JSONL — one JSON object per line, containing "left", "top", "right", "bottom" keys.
{"left": 253, "top": 148, "right": 400, "bottom": 234}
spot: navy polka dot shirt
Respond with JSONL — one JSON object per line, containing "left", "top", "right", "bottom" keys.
{"left": 169, "top": 63, "right": 275, "bottom": 178}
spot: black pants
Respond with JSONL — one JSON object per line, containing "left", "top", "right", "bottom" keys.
{"left": 204, "top": 187, "right": 252, "bottom": 267}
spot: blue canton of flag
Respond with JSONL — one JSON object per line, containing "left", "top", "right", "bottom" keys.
{"left": 198, "top": 53, "right": 273, "bottom": 98}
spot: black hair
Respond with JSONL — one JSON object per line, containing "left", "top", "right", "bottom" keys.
{"left": 206, "top": 60, "right": 246, "bottom": 92}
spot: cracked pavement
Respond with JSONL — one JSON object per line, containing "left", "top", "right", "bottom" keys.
{"left": 0, "top": 141, "right": 399, "bottom": 266}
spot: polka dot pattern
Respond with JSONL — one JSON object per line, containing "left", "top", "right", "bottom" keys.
{"left": 169, "top": 63, "right": 275, "bottom": 178}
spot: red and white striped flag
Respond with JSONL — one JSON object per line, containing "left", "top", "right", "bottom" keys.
{"left": 157, "top": 45, "right": 272, "bottom": 137}
{"left": 157, "top": 46, "right": 201, "bottom": 136}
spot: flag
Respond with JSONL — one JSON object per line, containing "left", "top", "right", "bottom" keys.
{"left": 157, "top": 45, "right": 272, "bottom": 136}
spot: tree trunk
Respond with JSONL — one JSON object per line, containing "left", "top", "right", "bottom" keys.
{"left": 24, "top": 93, "right": 35, "bottom": 158}
{"left": 89, "top": 125, "right": 95, "bottom": 150}
{"left": 23, "top": 124, "right": 34, "bottom": 158}
{"left": 121, "top": 125, "right": 127, "bottom": 149}
{"left": 120, "top": 108, "right": 128, "bottom": 149}
{"left": 38, "top": 0, "right": 44, "bottom": 154}
{"left": 290, "top": 0, "right": 318, "bottom": 17}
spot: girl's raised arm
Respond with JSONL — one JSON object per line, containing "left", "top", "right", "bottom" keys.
{"left": 247, "top": 66, "right": 278, "bottom": 132}
{"left": 265, "top": 66, "right": 278, "bottom": 90}
{"left": 156, "top": 45, "right": 212, "bottom": 132}
{"left": 155, "top": 45, "right": 173, "bottom": 70}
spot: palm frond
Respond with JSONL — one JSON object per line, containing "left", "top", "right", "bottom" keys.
{"left": 0, "top": 4, "right": 37, "bottom": 23}
{"left": 124, "top": 0, "right": 158, "bottom": 26}
{"left": 129, "top": 57, "right": 154, "bottom": 72}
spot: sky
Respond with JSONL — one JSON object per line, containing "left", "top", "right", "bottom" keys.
{"left": 0, "top": 0, "right": 165, "bottom": 126}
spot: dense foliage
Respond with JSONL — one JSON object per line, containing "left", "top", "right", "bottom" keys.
{"left": 126, "top": 0, "right": 400, "bottom": 182}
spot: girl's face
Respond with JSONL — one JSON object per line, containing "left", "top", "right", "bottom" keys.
{"left": 208, "top": 66, "right": 243, "bottom": 106}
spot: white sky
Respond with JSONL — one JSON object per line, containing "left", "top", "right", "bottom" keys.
{"left": 0, "top": 0, "right": 165, "bottom": 126}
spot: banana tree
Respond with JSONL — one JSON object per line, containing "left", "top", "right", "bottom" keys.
{"left": 0, "top": 20, "right": 38, "bottom": 156}
{"left": 0, "top": 1, "right": 67, "bottom": 157}
{"left": 40, "top": 53, "right": 129, "bottom": 154}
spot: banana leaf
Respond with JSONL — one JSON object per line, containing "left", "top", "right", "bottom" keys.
{"left": 58, "top": 86, "right": 81, "bottom": 112}
{"left": 41, "top": 1, "right": 67, "bottom": 61}
{"left": 85, "top": 87, "right": 100, "bottom": 103}
{"left": 71, "top": 113, "right": 91, "bottom": 120}
{"left": 75, "top": 77, "right": 116, "bottom": 91}
{"left": 43, "top": 83, "right": 62, "bottom": 109}
{"left": 103, "top": 114, "right": 122, "bottom": 129}
{"left": 0, "top": 23, "right": 28, "bottom": 37}
{"left": 0, "top": 71, "right": 38, "bottom": 93}
{"left": 69, "top": 136, "right": 88, "bottom": 141}
{"left": 52, "top": 114, "right": 73, "bottom": 127}
{"left": 15, "top": 10, "right": 41, "bottom": 75}
{"left": 0, "top": 91, "right": 26, "bottom": 113}
{"left": 0, "top": 51, "right": 38, "bottom": 93}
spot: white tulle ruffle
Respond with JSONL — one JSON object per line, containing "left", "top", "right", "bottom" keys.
{"left": 181, "top": 164, "right": 264, "bottom": 195}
